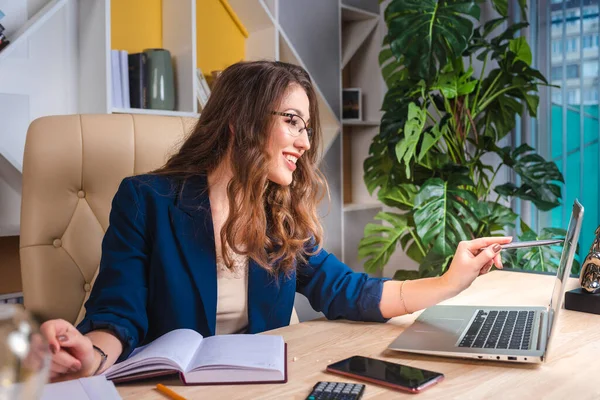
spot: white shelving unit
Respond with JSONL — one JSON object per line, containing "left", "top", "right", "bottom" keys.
{"left": 0, "top": 0, "right": 79, "bottom": 236}
{"left": 0, "top": 0, "right": 68, "bottom": 64}
{"left": 339, "top": 2, "right": 386, "bottom": 274}
{"left": 78, "top": 0, "right": 198, "bottom": 117}
{"left": 77, "top": 0, "right": 342, "bottom": 152}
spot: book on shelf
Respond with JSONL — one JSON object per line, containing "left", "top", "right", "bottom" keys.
{"left": 119, "top": 50, "right": 130, "bottom": 109}
{"left": 128, "top": 53, "right": 147, "bottom": 109}
{"left": 110, "top": 50, "right": 123, "bottom": 109}
{"left": 103, "top": 328, "right": 287, "bottom": 385}
{"left": 195, "top": 68, "right": 212, "bottom": 110}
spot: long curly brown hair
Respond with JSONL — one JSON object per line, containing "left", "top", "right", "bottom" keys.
{"left": 154, "top": 61, "right": 328, "bottom": 276}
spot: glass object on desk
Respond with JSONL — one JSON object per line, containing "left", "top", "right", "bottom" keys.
{"left": 0, "top": 305, "right": 50, "bottom": 400}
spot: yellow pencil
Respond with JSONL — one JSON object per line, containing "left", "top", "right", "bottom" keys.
{"left": 155, "top": 383, "right": 187, "bottom": 400}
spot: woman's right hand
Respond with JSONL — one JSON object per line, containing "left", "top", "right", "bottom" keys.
{"left": 442, "top": 236, "right": 513, "bottom": 293}
{"left": 40, "top": 319, "right": 97, "bottom": 381}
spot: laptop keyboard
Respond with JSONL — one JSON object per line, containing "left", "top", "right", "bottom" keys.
{"left": 458, "top": 310, "right": 535, "bottom": 350}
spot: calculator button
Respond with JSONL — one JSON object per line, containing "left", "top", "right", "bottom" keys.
{"left": 306, "top": 382, "right": 364, "bottom": 400}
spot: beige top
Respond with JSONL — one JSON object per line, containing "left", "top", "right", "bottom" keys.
{"left": 215, "top": 246, "right": 249, "bottom": 335}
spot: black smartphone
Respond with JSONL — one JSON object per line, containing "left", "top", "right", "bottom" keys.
{"left": 326, "top": 356, "right": 444, "bottom": 394}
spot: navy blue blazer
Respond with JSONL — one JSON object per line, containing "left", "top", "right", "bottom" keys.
{"left": 77, "top": 174, "right": 389, "bottom": 361}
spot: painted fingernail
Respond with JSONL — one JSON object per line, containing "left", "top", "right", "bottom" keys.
{"left": 58, "top": 335, "right": 68, "bottom": 342}
{"left": 493, "top": 244, "right": 502, "bottom": 253}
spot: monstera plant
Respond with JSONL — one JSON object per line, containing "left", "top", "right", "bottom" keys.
{"left": 358, "top": 0, "right": 574, "bottom": 279}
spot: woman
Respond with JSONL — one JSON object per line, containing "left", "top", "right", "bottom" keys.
{"left": 40, "top": 61, "right": 510, "bottom": 381}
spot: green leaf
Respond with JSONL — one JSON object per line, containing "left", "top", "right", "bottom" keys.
{"left": 432, "top": 66, "right": 478, "bottom": 99}
{"left": 379, "top": 48, "right": 394, "bottom": 66}
{"left": 494, "top": 144, "right": 564, "bottom": 211}
{"left": 392, "top": 269, "right": 421, "bottom": 280}
{"left": 522, "top": 92, "right": 539, "bottom": 117}
{"left": 413, "top": 176, "right": 478, "bottom": 255}
{"left": 511, "top": 226, "right": 578, "bottom": 273}
{"left": 418, "top": 125, "right": 445, "bottom": 162}
{"left": 381, "top": 54, "right": 407, "bottom": 86}
{"left": 419, "top": 249, "right": 453, "bottom": 277}
{"left": 395, "top": 103, "right": 426, "bottom": 178}
{"left": 384, "top": 0, "right": 480, "bottom": 82}
{"left": 364, "top": 135, "right": 395, "bottom": 195}
{"left": 491, "top": 0, "right": 508, "bottom": 17}
{"left": 378, "top": 184, "right": 418, "bottom": 210}
{"left": 509, "top": 37, "right": 532, "bottom": 66}
{"left": 483, "top": 17, "right": 508, "bottom": 37}
{"left": 358, "top": 212, "right": 411, "bottom": 273}
{"left": 472, "top": 201, "right": 518, "bottom": 235}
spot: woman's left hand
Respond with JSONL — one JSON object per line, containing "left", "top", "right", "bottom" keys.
{"left": 442, "top": 237, "right": 513, "bottom": 293}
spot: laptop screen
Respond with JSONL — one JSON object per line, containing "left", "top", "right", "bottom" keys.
{"left": 547, "top": 200, "right": 584, "bottom": 340}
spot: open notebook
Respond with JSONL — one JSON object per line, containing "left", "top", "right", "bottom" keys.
{"left": 103, "top": 329, "right": 287, "bottom": 385}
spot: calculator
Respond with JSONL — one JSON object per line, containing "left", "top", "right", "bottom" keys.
{"left": 305, "top": 381, "right": 365, "bottom": 400}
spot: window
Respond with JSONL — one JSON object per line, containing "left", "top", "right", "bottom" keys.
{"left": 552, "top": 40, "right": 563, "bottom": 55}
{"left": 552, "top": 90, "right": 562, "bottom": 104}
{"left": 566, "top": 10, "right": 579, "bottom": 27}
{"left": 566, "top": 64, "right": 579, "bottom": 78}
{"left": 582, "top": 34, "right": 598, "bottom": 49}
{"left": 551, "top": 66, "right": 562, "bottom": 80}
{"left": 538, "top": 0, "right": 600, "bottom": 268}
{"left": 583, "top": 6, "right": 599, "bottom": 17}
{"left": 583, "top": 88, "right": 599, "bottom": 103}
{"left": 583, "top": 61, "right": 598, "bottom": 77}
{"left": 552, "top": 12, "right": 562, "bottom": 31}
{"left": 566, "top": 38, "right": 578, "bottom": 53}
{"left": 567, "top": 89, "right": 579, "bottom": 104}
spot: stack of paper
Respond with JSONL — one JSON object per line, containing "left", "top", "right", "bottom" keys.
{"left": 41, "top": 376, "right": 121, "bottom": 400}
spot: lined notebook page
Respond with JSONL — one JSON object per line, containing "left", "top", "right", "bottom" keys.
{"left": 190, "top": 334, "right": 284, "bottom": 372}
{"left": 105, "top": 328, "right": 203, "bottom": 376}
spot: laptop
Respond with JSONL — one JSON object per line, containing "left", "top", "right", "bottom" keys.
{"left": 388, "top": 199, "right": 584, "bottom": 364}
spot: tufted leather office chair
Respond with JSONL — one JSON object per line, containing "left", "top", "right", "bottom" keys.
{"left": 20, "top": 114, "right": 300, "bottom": 327}
{"left": 19, "top": 114, "right": 196, "bottom": 325}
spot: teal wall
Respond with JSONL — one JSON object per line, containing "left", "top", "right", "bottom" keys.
{"left": 550, "top": 104, "right": 599, "bottom": 262}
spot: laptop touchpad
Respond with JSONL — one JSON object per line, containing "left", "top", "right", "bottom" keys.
{"left": 414, "top": 318, "right": 465, "bottom": 334}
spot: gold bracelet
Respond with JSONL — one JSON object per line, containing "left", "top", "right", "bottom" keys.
{"left": 399, "top": 280, "right": 411, "bottom": 314}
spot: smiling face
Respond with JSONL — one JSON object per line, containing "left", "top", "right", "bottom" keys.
{"left": 267, "top": 84, "right": 312, "bottom": 186}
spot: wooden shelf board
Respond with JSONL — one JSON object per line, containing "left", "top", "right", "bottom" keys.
{"left": 342, "top": 120, "right": 379, "bottom": 127}
{"left": 343, "top": 202, "right": 383, "bottom": 212}
{"left": 112, "top": 108, "right": 199, "bottom": 118}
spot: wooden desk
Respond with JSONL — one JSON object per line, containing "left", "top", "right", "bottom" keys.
{"left": 117, "top": 271, "right": 600, "bottom": 399}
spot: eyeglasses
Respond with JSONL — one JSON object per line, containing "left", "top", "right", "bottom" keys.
{"left": 271, "top": 111, "right": 313, "bottom": 140}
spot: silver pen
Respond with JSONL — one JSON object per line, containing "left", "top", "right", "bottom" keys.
{"left": 479, "top": 239, "right": 564, "bottom": 252}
